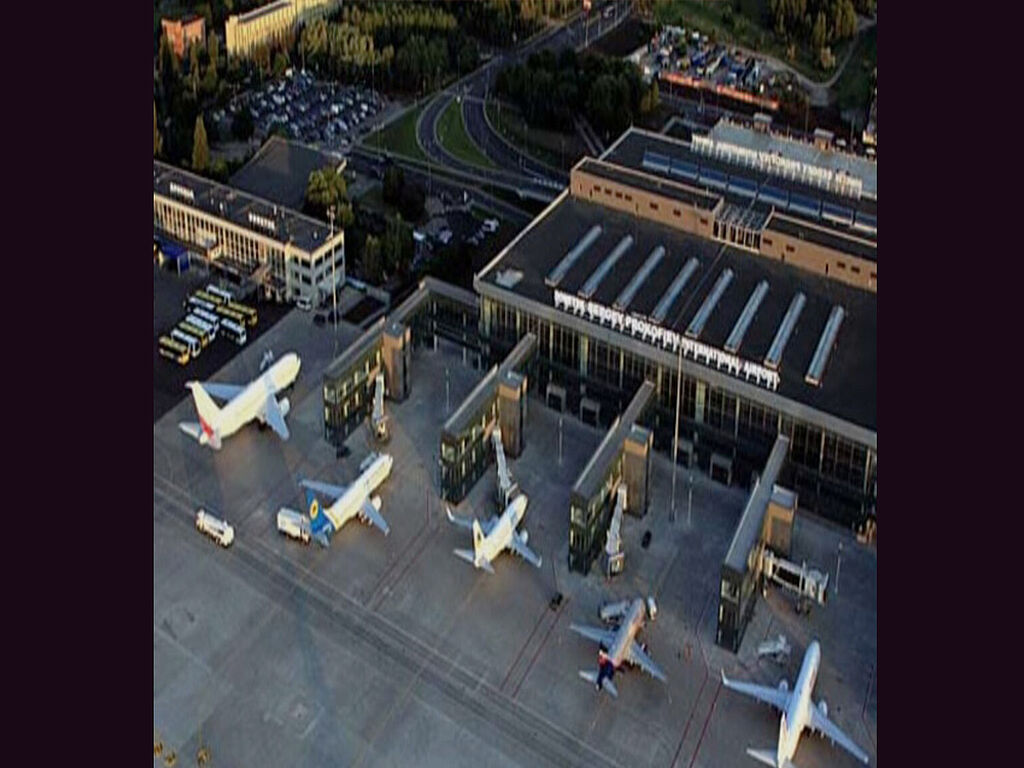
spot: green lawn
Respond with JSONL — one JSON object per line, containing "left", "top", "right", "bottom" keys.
{"left": 436, "top": 98, "right": 498, "bottom": 170}
{"left": 653, "top": 0, "right": 853, "bottom": 83}
{"left": 834, "top": 26, "right": 876, "bottom": 119}
{"left": 362, "top": 102, "right": 428, "bottom": 162}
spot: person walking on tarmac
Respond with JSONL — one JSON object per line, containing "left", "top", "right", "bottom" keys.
{"left": 596, "top": 643, "right": 615, "bottom": 692}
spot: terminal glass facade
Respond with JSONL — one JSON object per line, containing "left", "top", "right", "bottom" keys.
{"left": 481, "top": 295, "right": 876, "bottom": 528}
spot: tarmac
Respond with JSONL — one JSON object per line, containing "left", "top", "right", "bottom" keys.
{"left": 154, "top": 308, "right": 877, "bottom": 767}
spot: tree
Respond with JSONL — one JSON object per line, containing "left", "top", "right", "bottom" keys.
{"left": 192, "top": 115, "right": 210, "bottom": 172}
{"left": 154, "top": 101, "right": 163, "bottom": 157}
{"left": 207, "top": 32, "right": 220, "bottom": 77}
{"left": 811, "top": 11, "right": 827, "bottom": 51}
{"left": 382, "top": 165, "right": 405, "bottom": 205}
{"left": 273, "top": 51, "right": 290, "bottom": 78}
{"left": 305, "top": 166, "right": 354, "bottom": 227}
{"left": 232, "top": 107, "right": 254, "bottom": 140}
{"left": 363, "top": 234, "right": 383, "bottom": 283}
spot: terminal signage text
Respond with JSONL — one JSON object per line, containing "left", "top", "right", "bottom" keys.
{"left": 553, "top": 290, "right": 780, "bottom": 391}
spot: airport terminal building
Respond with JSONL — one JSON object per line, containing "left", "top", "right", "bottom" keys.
{"left": 473, "top": 125, "right": 876, "bottom": 568}
{"left": 153, "top": 160, "right": 344, "bottom": 305}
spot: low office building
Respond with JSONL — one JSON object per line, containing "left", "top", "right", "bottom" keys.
{"left": 475, "top": 124, "right": 876, "bottom": 545}
{"left": 225, "top": 0, "right": 339, "bottom": 59}
{"left": 153, "top": 160, "right": 344, "bottom": 305}
{"left": 161, "top": 15, "right": 206, "bottom": 59}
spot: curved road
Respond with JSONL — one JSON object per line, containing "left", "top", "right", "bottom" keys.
{"left": 417, "top": 0, "right": 633, "bottom": 189}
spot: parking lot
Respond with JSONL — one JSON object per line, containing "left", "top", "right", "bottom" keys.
{"left": 221, "top": 70, "right": 395, "bottom": 152}
{"left": 154, "top": 313, "right": 877, "bottom": 767}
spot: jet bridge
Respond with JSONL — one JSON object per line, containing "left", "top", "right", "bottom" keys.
{"left": 603, "top": 485, "right": 627, "bottom": 578}
{"left": 758, "top": 548, "right": 829, "bottom": 610}
{"left": 371, "top": 372, "right": 389, "bottom": 442}
{"left": 492, "top": 427, "right": 520, "bottom": 509}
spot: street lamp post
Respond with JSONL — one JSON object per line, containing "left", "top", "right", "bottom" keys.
{"left": 328, "top": 206, "right": 336, "bottom": 332}
{"left": 670, "top": 340, "right": 683, "bottom": 522}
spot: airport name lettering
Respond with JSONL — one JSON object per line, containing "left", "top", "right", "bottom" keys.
{"left": 553, "top": 290, "right": 780, "bottom": 391}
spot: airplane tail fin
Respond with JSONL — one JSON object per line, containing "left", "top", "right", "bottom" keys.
{"left": 186, "top": 382, "right": 222, "bottom": 448}
{"left": 454, "top": 548, "right": 476, "bottom": 566}
{"left": 305, "top": 487, "right": 331, "bottom": 541}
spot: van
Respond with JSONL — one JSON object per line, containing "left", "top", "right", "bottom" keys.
{"left": 297, "top": 296, "right": 312, "bottom": 311}
{"left": 196, "top": 510, "right": 234, "bottom": 547}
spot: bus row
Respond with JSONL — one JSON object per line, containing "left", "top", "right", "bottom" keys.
{"left": 186, "top": 285, "right": 258, "bottom": 327}
{"left": 158, "top": 305, "right": 249, "bottom": 366}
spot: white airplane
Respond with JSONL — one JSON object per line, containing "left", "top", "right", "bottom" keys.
{"left": 570, "top": 596, "right": 666, "bottom": 697}
{"left": 445, "top": 494, "right": 541, "bottom": 573}
{"left": 721, "top": 640, "right": 870, "bottom": 767}
{"left": 300, "top": 452, "right": 394, "bottom": 546}
{"left": 179, "top": 352, "right": 301, "bottom": 449}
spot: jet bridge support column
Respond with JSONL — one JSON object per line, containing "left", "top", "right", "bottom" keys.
{"left": 497, "top": 370, "right": 527, "bottom": 459}
{"left": 382, "top": 321, "right": 411, "bottom": 402}
{"left": 622, "top": 425, "right": 652, "bottom": 518}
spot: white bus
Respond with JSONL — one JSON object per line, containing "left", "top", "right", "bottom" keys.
{"left": 158, "top": 335, "right": 190, "bottom": 365}
{"left": 218, "top": 317, "right": 248, "bottom": 346}
{"left": 206, "top": 284, "right": 235, "bottom": 302}
{"left": 185, "top": 314, "right": 218, "bottom": 342}
{"left": 171, "top": 328, "right": 202, "bottom": 357}
{"left": 186, "top": 295, "right": 217, "bottom": 313}
{"left": 192, "top": 307, "right": 221, "bottom": 328}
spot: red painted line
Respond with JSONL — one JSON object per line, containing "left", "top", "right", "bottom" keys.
{"left": 512, "top": 599, "right": 566, "bottom": 699}
{"left": 687, "top": 679, "right": 723, "bottom": 768}
{"left": 501, "top": 604, "right": 550, "bottom": 693}
{"left": 669, "top": 665, "right": 708, "bottom": 768}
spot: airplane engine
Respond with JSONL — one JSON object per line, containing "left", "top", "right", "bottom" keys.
{"left": 279, "top": 397, "right": 291, "bottom": 417}
{"left": 818, "top": 699, "right": 828, "bottom": 717}
{"left": 371, "top": 495, "right": 383, "bottom": 510}
{"left": 778, "top": 680, "right": 789, "bottom": 692}
{"left": 519, "top": 530, "right": 529, "bottom": 545}
{"left": 646, "top": 596, "right": 658, "bottom": 621}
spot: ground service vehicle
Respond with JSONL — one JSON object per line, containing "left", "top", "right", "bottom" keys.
{"left": 276, "top": 508, "right": 311, "bottom": 544}
{"left": 195, "top": 509, "right": 234, "bottom": 547}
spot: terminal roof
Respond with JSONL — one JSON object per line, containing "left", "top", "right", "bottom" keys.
{"left": 154, "top": 160, "right": 335, "bottom": 253}
{"left": 479, "top": 196, "right": 876, "bottom": 432}
{"left": 601, "top": 129, "right": 877, "bottom": 259}
{"left": 230, "top": 137, "right": 344, "bottom": 211}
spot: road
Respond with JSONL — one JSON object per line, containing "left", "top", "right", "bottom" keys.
{"left": 417, "top": 0, "right": 632, "bottom": 190}
{"left": 347, "top": 149, "right": 534, "bottom": 227}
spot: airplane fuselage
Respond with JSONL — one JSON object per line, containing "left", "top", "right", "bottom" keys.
{"left": 476, "top": 494, "right": 528, "bottom": 564}
{"left": 324, "top": 453, "right": 394, "bottom": 529}
{"left": 607, "top": 599, "right": 647, "bottom": 667}
{"left": 780, "top": 640, "right": 821, "bottom": 763}
{"left": 216, "top": 353, "right": 300, "bottom": 439}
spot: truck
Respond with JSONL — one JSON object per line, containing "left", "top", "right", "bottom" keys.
{"left": 277, "top": 507, "right": 311, "bottom": 544}
{"left": 196, "top": 509, "right": 234, "bottom": 547}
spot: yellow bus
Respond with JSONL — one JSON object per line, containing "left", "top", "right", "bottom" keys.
{"left": 194, "top": 289, "right": 226, "bottom": 307}
{"left": 158, "top": 335, "right": 190, "bottom": 365}
{"left": 227, "top": 301, "right": 258, "bottom": 327}
{"left": 215, "top": 304, "right": 247, "bottom": 326}
{"left": 179, "top": 319, "right": 213, "bottom": 347}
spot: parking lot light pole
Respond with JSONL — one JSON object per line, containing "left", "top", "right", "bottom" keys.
{"left": 328, "top": 206, "right": 336, "bottom": 332}
{"left": 670, "top": 340, "right": 682, "bottom": 522}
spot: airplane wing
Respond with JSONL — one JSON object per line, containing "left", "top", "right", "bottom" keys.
{"left": 264, "top": 395, "right": 290, "bottom": 440}
{"left": 569, "top": 623, "right": 617, "bottom": 649}
{"left": 807, "top": 706, "right": 870, "bottom": 765}
{"left": 359, "top": 498, "right": 390, "bottom": 536}
{"left": 201, "top": 382, "right": 245, "bottom": 402}
{"left": 506, "top": 530, "right": 542, "bottom": 568}
{"left": 445, "top": 507, "right": 497, "bottom": 536}
{"left": 627, "top": 641, "right": 667, "bottom": 682}
{"left": 721, "top": 670, "right": 791, "bottom": 712}
{"left": 300, "top": 479, "right": 348, "bottom": 501}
